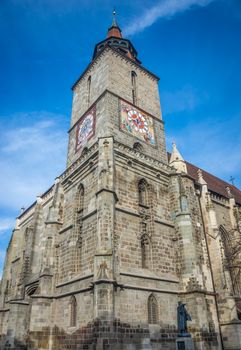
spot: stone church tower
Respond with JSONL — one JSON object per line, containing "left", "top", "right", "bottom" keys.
{"left": 1, "top": 13, "right": 241, "bottom": 350}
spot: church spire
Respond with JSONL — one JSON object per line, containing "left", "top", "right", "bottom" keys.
{"left": 112, "top": 9, "right": 118, "bottom": 27}
{"left": 93, "top": 11, "right": 141, "bottom": 64}
{"left": 107, "top": 10, "right": 122, "bottom": 39}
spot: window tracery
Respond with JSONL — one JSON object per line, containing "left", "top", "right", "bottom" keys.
{"left": 138, "top": 179, "right": 149, "bottom": 207}
{"left": 220, "top": 225, "right": 241, "bottom": 296}
{"left": 148, "top": 294, "right": 158, "bottom": 324}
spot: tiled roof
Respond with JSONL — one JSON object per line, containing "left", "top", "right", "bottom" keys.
{"left": 167, "top": 153, "right": 241, "bottom": 205}
{"left": 186, "top": 161, "right": 241, "bottom": 205}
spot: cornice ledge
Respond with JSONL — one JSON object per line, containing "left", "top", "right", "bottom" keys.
{"left": 60, "top": 142, "right": 99, "bottom": 183}
{"left": 114, "top": 141, "right": 172, "bottom": 174}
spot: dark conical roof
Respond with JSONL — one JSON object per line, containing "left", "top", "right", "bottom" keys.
{"left": 92, "top": 11, "right": 141, "bottom": 64}
{"left": 107, "top": 10, "right": 122, "bottom": 39}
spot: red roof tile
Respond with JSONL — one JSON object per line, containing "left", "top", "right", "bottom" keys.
{"left": 167, "top": 153, "right": 241, "bottom": 205}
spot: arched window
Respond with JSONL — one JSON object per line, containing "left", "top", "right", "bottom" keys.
{"left": 87, "top": 76, "right": 91, "bottom": 107}
{"left": 131, "top": 71, "right": 137, "bottom": 105}
{"left": 81, "top": 147, "right": 88, "bottom": 156}
{"left": 138, "top": 179, "right": 149, "bottom": 206}
{"left": 70, "top": 295, "right": 77, "bottom": 327}
{"left": 220, "top": 225, "right": 241, "bottom": 295}
{"left": 75, "top": 184, "right": 84, "bottom": 241}
{"left": 220, "top": 225, "right": 232, "bottom": 258}
{"left": 141, "top": 234, "right": 151, "bottom": 269}
{"left": 148, "top": 294, "right": 158, "bottom": 324}
{"left": 76, "top": 184, "right": 84, "bottom": 214}
{"left": 133, "top": 142, "right": 143, "bottom": 152}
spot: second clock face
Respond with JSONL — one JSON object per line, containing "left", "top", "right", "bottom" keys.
{"left": 75, "top": 107, "right": 96, "bottom": 153}
{"left": 120, "top": 100, "right": 155, "bottom": 145}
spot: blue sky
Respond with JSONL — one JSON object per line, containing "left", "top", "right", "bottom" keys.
{"left": 0, "top": 0, "right": 241, "bottom": 275}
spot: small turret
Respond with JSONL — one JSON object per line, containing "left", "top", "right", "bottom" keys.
{"left": 169, "top": 142, "right": 187, "bottom": 174}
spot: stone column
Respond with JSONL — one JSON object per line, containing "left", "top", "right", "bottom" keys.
{"left": 28, "top": 179, "right": 63, "bottom": 350}
{"left": 94, "top": 137, "right": 117, "bottom": 322}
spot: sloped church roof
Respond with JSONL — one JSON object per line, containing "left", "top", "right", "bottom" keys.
{"left": 167, "top": 152, "right": 241, "bottom": 205}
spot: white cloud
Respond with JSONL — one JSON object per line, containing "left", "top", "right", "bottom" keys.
{"left": 161, "top": 86, "right": 203, "bottom": 115}
{"left": 0, "top": 111, "right": 68, "bottom": 210}
{"left": 124, "top": 0, "right": 215, "bottom": 36}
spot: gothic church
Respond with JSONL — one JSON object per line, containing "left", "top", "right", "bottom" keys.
{"left": 1, "top": 14, "right": 241, "bottom": 350}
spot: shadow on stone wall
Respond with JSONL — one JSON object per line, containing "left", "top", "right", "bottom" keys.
{"left": 1, "top": 319, "right": 219, "bottom": 350}
{"left": 0, "top": 334, "right": 27, "bottom": 350}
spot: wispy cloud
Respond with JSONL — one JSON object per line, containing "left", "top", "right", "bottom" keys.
{"left": 0, "top": 111, "right": 68, "bottom": 277}
{"left": 0, "top": 111, "right": 68, "bottom": 210}
{"left": 161, "top": 86, "right": 204, "bottom": 115}
{"left": 124, "top": 0, "right": 215, "bottom": 36}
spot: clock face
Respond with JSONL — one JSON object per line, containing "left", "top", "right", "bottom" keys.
{"left": 120, "top": 100, "right": 155, "bottom": 145}
{"left": 75, "top": 107, "right": 95, "bottom": 153}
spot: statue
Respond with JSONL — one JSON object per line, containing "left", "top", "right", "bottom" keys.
{"left": 177, "top": 302, "right": 192, "bottom": 337}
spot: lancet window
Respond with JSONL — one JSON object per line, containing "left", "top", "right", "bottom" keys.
{"left": 131, "top": 71, "right": 137, "bottom": 105}
{"left": 75, "top": 184, "right": 84, "bottom": 241}
{"left": 138, "top": 179, "right": 149, "bottom": 207}
{"left": 220, "top": 225, "right": 241, "bottom": 295}
{"left": 87, "top": 75, "right": 91, "bottom": 107}
{"left": 70, "top": 295, "right": 77, "bottom": 327}
{"left": 220, "top": 225, "right": 232, "bottom": 258}
{"left": 141, "top": 233, "right": 151, "bottom": 269}
{"left": 76, "top": 184, "right": 84, "bottom": 215}
{"left": 148, "top": 294, "right": 158, "bottom": 324}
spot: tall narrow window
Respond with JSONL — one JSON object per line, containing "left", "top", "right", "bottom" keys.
{"left": 148, "top": 294, "right": 158, "bottom": 324}
{"left": 87, "top": 76, "right": 91, "bottom": 107}
{"left": 220, "top": 225, "right": 241, "bottom": 295}
{"left": 220, "top": 225, "right": 232, "bottom": 258}
{"left": 138, "top": 179, "right": 149, "bottom": 206}
{"left": 76, "top": 184, "right": 84, "bottom": 213}
{"left": 131, "top": 71, "right": 137, "bottom": 105}
{"left": 141, "top": 233, "right": 151, "bottom": 269}
{"left": 70, "top": 295, "right": 77, "bottom": 327}
{"left": 75, "top": 184, "right": 84, "bottom": 242}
